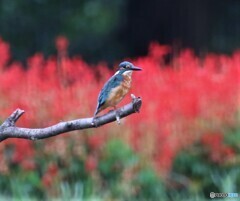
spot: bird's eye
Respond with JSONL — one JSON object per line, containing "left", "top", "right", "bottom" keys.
{"left": 126, "top": 65, "right": 130, "bottom": 68}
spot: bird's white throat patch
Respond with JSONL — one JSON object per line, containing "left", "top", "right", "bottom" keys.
{"left": 122, "top": 70, "right": 133, "bottom": 77}
{"left": 114, "top": 70, "right": 133, "bottom": 77}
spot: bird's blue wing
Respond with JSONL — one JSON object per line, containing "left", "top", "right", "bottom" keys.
{"left": 95, "top": 74, "right": 123, "bottom": 114}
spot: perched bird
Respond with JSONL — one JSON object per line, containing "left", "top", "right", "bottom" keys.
{"left": 94, "top": 61, "right": 142, "bottom": 121}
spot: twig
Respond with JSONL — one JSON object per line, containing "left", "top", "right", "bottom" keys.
{"left": 0, "top": 96, "right": 142, "bottom": 142}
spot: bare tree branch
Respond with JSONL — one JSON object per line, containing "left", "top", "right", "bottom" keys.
{"left": 0, "top": 96, "right": 142, "bottom": 142}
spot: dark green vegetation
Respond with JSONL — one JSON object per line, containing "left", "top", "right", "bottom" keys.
{"left": 0, "top": 0, "right": 240, "bottom": 63}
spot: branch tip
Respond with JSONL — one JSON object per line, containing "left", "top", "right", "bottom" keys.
{"left": 10, "top": 109, "right": 25, "bottom": 123}
{"left": 132, "top": 97, "right": 142, "bottom": 113}
{"left": 1, "top": 108, "right": 25, "bottom": 128}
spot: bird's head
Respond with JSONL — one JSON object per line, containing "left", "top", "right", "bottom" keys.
{"left": 118, "top": 61, "right": 142, "bottom": 74}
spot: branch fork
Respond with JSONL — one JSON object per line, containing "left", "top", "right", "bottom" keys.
{"left": 1, "top": 109, "right": 25, "bottom": 128}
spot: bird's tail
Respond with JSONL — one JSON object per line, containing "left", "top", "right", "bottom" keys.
{"left": 94, "top": 109, "right": 99, "bottom": 117}
{"left": 94, "top": 105, "right": 100, "bottom": 117}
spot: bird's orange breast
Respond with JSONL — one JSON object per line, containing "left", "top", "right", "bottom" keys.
{"left": 106, "top": 74, "right": 132, "bottom": 107}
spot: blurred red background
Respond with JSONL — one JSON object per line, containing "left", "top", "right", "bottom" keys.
{"left": 0, "top": 36, "right": 239, "bottom": 198}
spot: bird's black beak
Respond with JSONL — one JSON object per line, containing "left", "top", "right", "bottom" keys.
{"left": 130, "top": 66, "right": 142, "bottom": 71}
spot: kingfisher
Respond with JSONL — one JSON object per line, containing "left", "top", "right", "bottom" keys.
{"left": 93, "top": 61, "right": 142, "bottom": 122}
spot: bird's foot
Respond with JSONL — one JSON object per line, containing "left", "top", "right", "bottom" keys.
{"left": 131, "top": 93, "right": 136, "bottom": 100}
{"left": 115, "top": 110, "right": 121, "bottom": 125}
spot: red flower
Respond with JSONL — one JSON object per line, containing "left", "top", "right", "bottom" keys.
{"left": 87, "top": 135, "right": 104, "bottom": 150}
{"left": 156, "top": 142, "right": 176, "bottom": 173}
{"left": 10, "top": 140, "right": 35, "bottom": 164}
{"left": 0, "top": 37, "right": 10, "bottom": 68}
{"left": 149, "top": 42, "right": 171, "bottom": 59}
{"left": 42, "top": 174, "right": 52, "bottom": 188}
{"left": 55, "top": 36, "right": 69, "bottom": 52}
{"left": 201, "top": 132, "right": 223, "bottom": 149}
{"left": 85, "top": 155, "right": 98, "bottom": 173}
{"left": 201, "top": 133, "right": 236, "bottom": 163}
{"left": 47, "top": 163, "right": 59, "bottom": 176}
{"left": 21, "top": 159, "right": 36, "bottom": 171}
{"left": 42, "top": 163, "right": 59, "bottom": 188}
{"left": 221, "top": 146, "right": 235, "bottom": 160}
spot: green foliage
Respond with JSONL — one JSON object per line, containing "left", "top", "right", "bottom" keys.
{"left": 133, "top": 168, "right": 167, "bottom": 200}
{"left": 0, "top": 0, "right": 127, "bottom": 62}
{"left": 99, "top": 139, "right": 138, "bottom": 181}
{"left": 0, "top": 170, "right": 43, "bottom": 199}
{"left": 0, "top": 138, "right": 165, "bottom": 200}
{"left": 171, "top": 127, "right": 240, "bottom": 199}
{"left": 224, "top": 126, "right": 240, "bottom": 151}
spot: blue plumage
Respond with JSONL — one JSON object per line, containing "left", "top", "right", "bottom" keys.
{"left": 95, "top": 73, "right": 123, "bottom": 115}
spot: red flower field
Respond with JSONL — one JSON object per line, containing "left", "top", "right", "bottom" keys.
{"left": 0, "top": 37, "right": 239, "bottom": 195}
